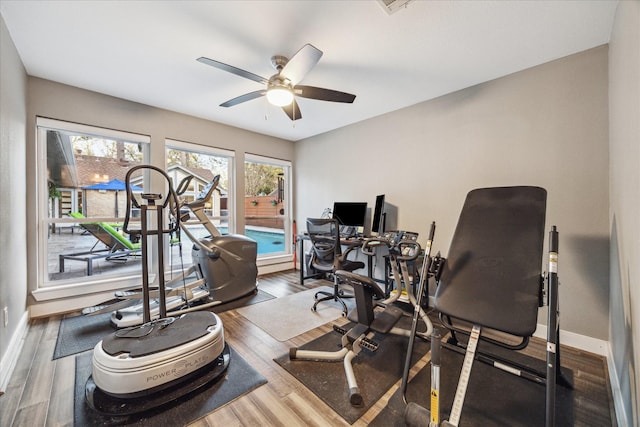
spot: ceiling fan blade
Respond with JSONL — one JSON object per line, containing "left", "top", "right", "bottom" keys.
{"left": 197, "top": 57, "right": 268, "bottom": 85}
{"left": 282, "top": 99, "right": 302, "bottom": 121}
{"left": 294, "top": 85, "right": 356, "bottom": 103}
{"left": 220, "top": 90, "right": 265, "bottom": 107}
{"left": 280, "top": 44, "right": 323, "bottom": 86}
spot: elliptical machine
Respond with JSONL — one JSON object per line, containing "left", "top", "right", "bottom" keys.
{"left": 83, "top": 173, "right": 258, "bottom": 328}
{"left": 85, "top": 165, "right": 230, "bottom": 417}
{"left": 179, "top": 175, "right": 258, "bottom": 305}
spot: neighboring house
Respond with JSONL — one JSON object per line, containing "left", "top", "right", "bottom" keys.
{"left": 51, "top": 151, "right": 224, "bottom": 219}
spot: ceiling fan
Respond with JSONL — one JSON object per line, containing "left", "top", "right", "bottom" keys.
{"left": 197, "top": 44, "right": 356, "bottom": 121}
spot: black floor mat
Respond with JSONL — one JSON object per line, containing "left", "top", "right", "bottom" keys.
{"left": 274, "top": 316, "right": 431, "bottom": 424}
{"left": 369, "top": 344, "right": 574, "bottom": 426}
{"left": 54, "top": 289, "right": 275, "bottom": 359}
{"left": 74, "top": 345, "right": 266, "bottom": 426}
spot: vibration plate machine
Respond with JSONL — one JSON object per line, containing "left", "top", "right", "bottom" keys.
{"left": 85, "top": 165, "right": 230, "bottom": 418}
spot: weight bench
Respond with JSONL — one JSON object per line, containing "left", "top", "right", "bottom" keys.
{"left": 405, "top": 186, "right": 569, "bottom": 427}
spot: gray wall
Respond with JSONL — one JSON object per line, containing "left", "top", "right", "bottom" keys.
{"left": 295, "top": 46, "right": 610, "bottom": 340}
{"left": 609, "top": 1, "right": 639, "bottom": 425}
{"left": 0, "top": 15, "right": 28, "bottom": 379}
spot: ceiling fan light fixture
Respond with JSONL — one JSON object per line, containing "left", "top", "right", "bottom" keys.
{"left": 266, "top": 86, "right": 294, "bottom": 106}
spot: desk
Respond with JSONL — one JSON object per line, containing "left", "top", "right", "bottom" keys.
{"left": 297, "top": 234, "right": 375, "bottom": 285}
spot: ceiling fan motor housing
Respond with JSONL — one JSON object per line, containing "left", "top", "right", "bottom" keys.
{"left": 271, "top": 55, "right": 289, "bottom": 71}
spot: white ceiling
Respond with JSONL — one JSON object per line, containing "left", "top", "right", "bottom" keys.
{"left": 1, "top": 0, "right": 618, "bottom": 141}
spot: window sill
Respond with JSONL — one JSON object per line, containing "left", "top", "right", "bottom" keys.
{"left": 32, "top": 274, "right": 154, "bottom": 302}
{"left": 256, "top": 253, "right": 294, "bottom": 275}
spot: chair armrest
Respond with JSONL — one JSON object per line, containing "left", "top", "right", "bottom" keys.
{"left": 339, "top": 240, "right": 362, "bottom": 260}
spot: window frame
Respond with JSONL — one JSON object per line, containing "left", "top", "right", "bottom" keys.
{"left": 244, "top": 153, "right": 293, "bottom": 261}
{"left": 34, "top": 117, "right": 151, "bottom": 295}
{"left": 165, "top": 138, "right": 236, "bottom": 233}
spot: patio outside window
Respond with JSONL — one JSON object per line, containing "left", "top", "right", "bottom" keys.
{"left": 38, "top": 118, "right": 150, "bottom": 287}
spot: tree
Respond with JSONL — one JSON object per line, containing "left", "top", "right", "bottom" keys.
{"left": 167, "top": 149, "right": 199, "bottom": 168}
{"left": 71, "top": 136, "right": 142, "bottom": 161}
{"left": 245, "top": 162, "right": 283, "bottom": 196}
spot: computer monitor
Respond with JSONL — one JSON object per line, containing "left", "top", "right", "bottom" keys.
{"left": 332, "top": 202, "right": 367, "bottom": 229}
{"left": 372, "top": 194, "right": 385, "bottom": 234}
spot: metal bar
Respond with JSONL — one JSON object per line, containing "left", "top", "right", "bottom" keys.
{"left": 545, "top": 226, "right": 559, "bottom": 427}
{"left": 401, "top": 221, "right": 435, "bottom": 400}
{"left": 141, "top": 204, "right": 150, "bottom": 324}
{"left": 157, "top": 205, "right": 167, "bottom": 319}
{"left": 430, "top": 331, "right": 442, "bottom": 426}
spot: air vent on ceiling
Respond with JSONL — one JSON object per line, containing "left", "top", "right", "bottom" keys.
{"left": 377, "top": 0, "right": 412, "bottom": 15}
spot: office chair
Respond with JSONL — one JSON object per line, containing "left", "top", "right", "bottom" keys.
{"left": 306, "top": 218, "right": 365, "bottom": 315}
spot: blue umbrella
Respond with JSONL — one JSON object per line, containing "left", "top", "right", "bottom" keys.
{"left": 83, "top": 179, "right": 142, "bottom": 217}
{"left": 83, "top": 179, "right": 142, "bottom": 191}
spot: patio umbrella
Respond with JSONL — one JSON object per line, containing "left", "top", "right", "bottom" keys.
{"left": 83, "top": 179, "right": 142, "bottom": 217}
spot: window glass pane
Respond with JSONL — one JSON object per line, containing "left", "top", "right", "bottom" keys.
{"left": 244, "top": 156, "right": 290, "bottom": 256}
{"left": 166, "top": 144, "right": 232, "bottom": 270}
{"left": 43, "top": 127, "right": 149, "bottom": 284}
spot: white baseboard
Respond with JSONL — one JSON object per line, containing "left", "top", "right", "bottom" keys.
{"left": 607, "top": 344, "right": 631, "bottom": 427}
{"left": 534, "top": 325, "right": 629, "bottom": 426}
{"left": 0, "top": 311, "right": 29, "bottom": 393}
{"left": 533, "top": 323, "right": 608, "bottom": 356}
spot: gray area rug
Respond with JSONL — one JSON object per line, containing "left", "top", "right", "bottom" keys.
{"left": 237, "top": 286, "right": 355, "bottom": 341}
{"left": 274, "top": 315, "right": 430, "bottom": 424}
{"left": 54, "top": 288, "right": 275, "bottom": 359}
{"left": 74, "top": 345, "right": 266, "bottom": 426}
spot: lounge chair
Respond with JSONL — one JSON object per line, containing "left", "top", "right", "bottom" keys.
{"left": 59, "top": 212, "right": 141, "bottom": 275}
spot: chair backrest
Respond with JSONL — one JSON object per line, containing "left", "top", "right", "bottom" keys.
{"left": 434, "top": 186, "right": 547, "bottom": 337}
{"left": 100, "top": 222, "right": 139, "bottom": 250}
{"left": 306, "top": 218, "right": 342, "bottom": 271}
{"left": 69, "top": 212, "right": 139, "bottom": 251}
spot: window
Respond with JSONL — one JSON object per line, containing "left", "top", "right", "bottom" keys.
{"left": 244, "top": 154, "right": 292, "bottom": 257}
{"left": 37, "top": 118, "right": 150, "bottom": 288}
{"left": 165, "top": 140, "right": 234, "bottom": 270}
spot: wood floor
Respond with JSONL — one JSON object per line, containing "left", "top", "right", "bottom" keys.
{"left": 1, "top": 270, "right": 617, "bottom": 426}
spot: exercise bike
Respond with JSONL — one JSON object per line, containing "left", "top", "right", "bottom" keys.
{"left": 85, "top": 165, "right": 230, "bottom": 418}
{"left": 82, "top": 173, "right": 258, "bottom": 328}
{"left": 289, "top": 225, "right": 441, "bottom": 407}
{"left": 361, "top": 230, "right": 444, "bottom": 340}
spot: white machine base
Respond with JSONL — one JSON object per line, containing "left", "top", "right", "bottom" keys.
{"left": 86, "top": 311, "right": 229, "bottom": 416}
{"left": 86, "top": 344, "right": 230, "bottom": 417}
{"left": 93, "top": 311, "right": 224, "bottom": 396}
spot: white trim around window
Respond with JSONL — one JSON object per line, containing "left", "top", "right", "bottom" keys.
{"left": 35, "top": 117, "right": 151, "bottom": 296}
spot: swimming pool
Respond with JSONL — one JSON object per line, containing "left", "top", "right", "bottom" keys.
{"left": 183, "top": 226, "right": 286, "bottom": 255}
{"left": 244, "top": 229, "right": 286, "bottom": 254}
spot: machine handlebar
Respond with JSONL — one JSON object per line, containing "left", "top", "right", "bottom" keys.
{"left": 362, "top": 231, "right": 422, "bottom": 261}
{"left": 175, "top": 175, "right": 194, "bottom": 196}
{"left": 123, "top": 165, "right": 180, "bottom": 236}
